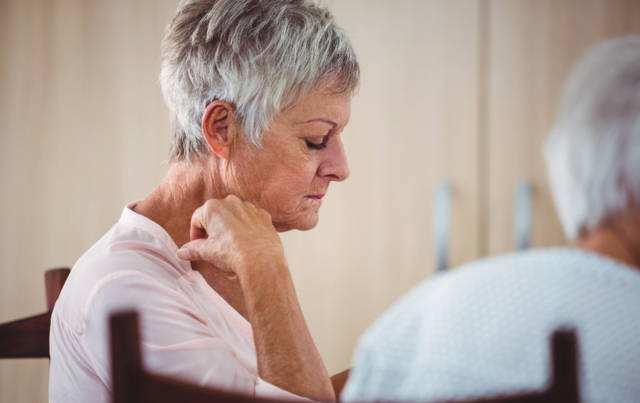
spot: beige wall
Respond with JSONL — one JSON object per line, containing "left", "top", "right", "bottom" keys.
{"left": 486, "top": 0, "right": 640, "bottom": 255}
{"left": 0, "top": 1, "right": 177, "bottom": 401}
{"left": 2, "top": 1, "right": 640, "bottom": 401}
{"left": 288, "top": 0, "right": 482, "bottom": 376}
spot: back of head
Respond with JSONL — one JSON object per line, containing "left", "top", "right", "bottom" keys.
{"left": 545, "top": 36, "right": 640, "bottom": 239}
{"left": 159, "top": 0, "right": 360, "bottom": 162}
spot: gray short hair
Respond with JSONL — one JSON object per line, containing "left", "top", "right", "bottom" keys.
{"left": 159, "top": 0, "right": 359, "bottom": 161}
{"left": 544, "top": 36, "right": 640, "bottom": 239}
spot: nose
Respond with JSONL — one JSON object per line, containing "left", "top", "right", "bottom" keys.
{"left": 318, "top": 136, "right": 350, "bottom": 182}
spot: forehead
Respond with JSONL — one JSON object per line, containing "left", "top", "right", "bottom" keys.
{"left": 282, "top": 83, "right": 352, "bottom": 128}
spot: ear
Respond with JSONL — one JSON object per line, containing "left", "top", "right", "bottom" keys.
{"left": 201, "top": 100, "right": 239, "bottom": 160}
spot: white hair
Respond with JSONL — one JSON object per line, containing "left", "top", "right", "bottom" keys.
{"left": 159, "top": 0, "right": 359, "bottom": 161}
{"left": 544, "top": 36, "right": 640, "bottom": 239}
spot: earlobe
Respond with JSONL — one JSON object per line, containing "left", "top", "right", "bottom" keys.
{"left": 201, "top": 101, "right": 237, "bottom": 160}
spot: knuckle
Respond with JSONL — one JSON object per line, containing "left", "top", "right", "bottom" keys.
{"left": 259, "top": 209, "right": 272, "bottom": 220}
{"left": 203, "top": 199, "right": 217, "bottom": 211}
{"left": 226, "top": 194, "right": 240, "bottom": 203}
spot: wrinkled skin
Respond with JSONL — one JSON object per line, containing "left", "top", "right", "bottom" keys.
{"left": 135, "top": 81, "right": 352, "bottom": 401}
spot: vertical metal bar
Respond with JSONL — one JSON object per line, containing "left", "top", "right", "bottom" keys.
{"left": 515, "top": 180, "right": 533, "bottom": 250}
{"left": 434, "top": 181, "right": 453, "bottom": 271}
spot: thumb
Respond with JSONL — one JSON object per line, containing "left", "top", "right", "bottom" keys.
{"left": 176, "top": 238, "right": 208, "bottom": 262}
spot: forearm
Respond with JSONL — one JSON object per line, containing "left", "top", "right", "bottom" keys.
{"left": 240, "top": 258, "right": 334, "bottom": 401}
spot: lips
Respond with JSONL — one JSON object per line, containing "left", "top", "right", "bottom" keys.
{"left": 306, "top": 194, "right": 325, "bottom": 200}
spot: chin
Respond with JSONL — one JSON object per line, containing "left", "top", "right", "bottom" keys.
{"left": 274, "top": 212, "right": 319, "bottom": 232}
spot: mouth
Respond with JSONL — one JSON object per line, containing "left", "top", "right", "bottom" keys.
{"left": 306, "top": 194, "right": 325, "bottom": 200}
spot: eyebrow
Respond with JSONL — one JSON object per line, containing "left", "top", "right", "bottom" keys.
{"left": 297, "top": 118, "right": 337, "bottom": 127}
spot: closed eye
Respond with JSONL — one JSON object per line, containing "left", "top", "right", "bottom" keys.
{"left": 305, "top": 136, "right": 329, "bottom": 150}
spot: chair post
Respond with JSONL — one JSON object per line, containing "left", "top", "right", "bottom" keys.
{"left": 548, "top": 329, "right": 581, "bottom": 403}
{"left": 110, "top": 311, "right": 144, "bottom": 403}
{"left": 45, "top": 268, "right": 70, "bottom": 311}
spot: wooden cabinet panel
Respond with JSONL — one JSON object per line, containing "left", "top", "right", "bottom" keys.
{"left": 6, "top": 1, "right": 640, "bottom": 401}
{"left": 486, "top": 0, "right": 640, "bottom": 255}
{"left": 286, "top": 0, "right": 481, "bottom": 373}
{"left": 1, "top": 1, "right": 481, "bottom": 397}
{"left": 0, "top": 1, "right": 177, "bottom": 402}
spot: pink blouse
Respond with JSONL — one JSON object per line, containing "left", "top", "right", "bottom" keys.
{"left": 49, "top": 203, "right": 306, "bottom": 402}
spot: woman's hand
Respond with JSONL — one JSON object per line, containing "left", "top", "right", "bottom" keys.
{"left": 176, "top": 195, "right": 285, "bottom": 278}
{"left": 177, "top": 195, "right": 335, "bottom": 401}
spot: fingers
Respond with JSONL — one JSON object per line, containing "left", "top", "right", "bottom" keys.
{"left": 177, "top": 237, "right": 235, "bottom": 273}
{"left": 176, "top": 238, "right": 207, "bottom": 261}
{"left": 223, "top": 194, "right": 254, "bottom": 220}
{"left": 178, "top": 195, "right": 280, "bottom": 276}
{"left": 256, "top": 206, "right": 272, "bottom": 222}
{"left": 183, "top": 195, "right": 273, "bottom": 250}
{"left": 188, "top": 197, "right": 243, "bottom": 241}
{"left": 210, "top": 195, "right": 268, "bottom": 223}
{"left": 224, "top": 195, "right": 272, "bottom": 224}
{"left": 189, "top": 204, "right": 209, "bottom": 241}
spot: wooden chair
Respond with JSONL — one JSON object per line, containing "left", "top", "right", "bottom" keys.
{"left": 439, "top": 329, "right": 581, "bottom": 403}
{"left": 0, "top": 268, "right": 70, "bottom": 359}
{"left": 110, "top": 310, "right": 581, "bottom": 403}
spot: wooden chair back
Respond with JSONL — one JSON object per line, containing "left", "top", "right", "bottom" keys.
{"left": 439, "top": 329, "right": 580, "bottom": 403}
{"left": 110, "top": 310, "right": 268, "bottom": 403}
{"left": 0, "top": 267, "right": 70, "bottom": 359}
{"left": 110, "top": 310, "right": 581, "bottom": 403}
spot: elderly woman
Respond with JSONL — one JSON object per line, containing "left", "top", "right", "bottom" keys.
{"left": 49, "top": 1, "right": 358, "bottom": 402}
{"left": 342, "top": 37, "right": 640, "bottom": 402}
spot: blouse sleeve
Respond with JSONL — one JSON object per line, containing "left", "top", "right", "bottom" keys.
{"left": 81, "top": 270, "right": 257, "bottom": 395}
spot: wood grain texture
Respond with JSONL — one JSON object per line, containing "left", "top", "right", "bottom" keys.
{"left": 109, "top": 312, "right": 579, "bottom": 403}
{"left": 0, "top": 313, "right": 51, "bottom": 359}
{"left": 3, "top": 0, "right": 637, "bottom": 401}
{"left": 0, "top": 268, "right": 69, "bottom": 359}
{"left": 45, "top": 268, "right": 70, "bottom": 311}
{"left": 1, "top": 2, "right": 480, "bottom": 399}
{"left": 288, "top": 0, "right": 481, "bottom": 374}
{"left": 0, "top": 1, "right": 177, "bottom": 401}
{"left": 485, "top": 0, "right": 640, "bottom": 255}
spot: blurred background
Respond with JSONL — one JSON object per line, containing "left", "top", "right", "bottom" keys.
{"left": 2, "top": 0, "right": 640, "bottom": 401}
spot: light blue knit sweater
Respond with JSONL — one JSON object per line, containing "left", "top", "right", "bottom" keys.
{"left": 342, "top": 248, "right": 640, "bottom": 403}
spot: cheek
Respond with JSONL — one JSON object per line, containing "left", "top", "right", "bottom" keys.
{"left": 234, "top": 139, "right": 320, "bottom": 217}
{"left": 264, "top": 164, "right": 317, "bottom": 209}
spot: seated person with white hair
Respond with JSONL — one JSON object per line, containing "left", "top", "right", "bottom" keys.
{"left": 49, "top": 1, "right": 358, "bottom": 402}
{"left": 342, "top": 36, "right": 640, "bottom": 403}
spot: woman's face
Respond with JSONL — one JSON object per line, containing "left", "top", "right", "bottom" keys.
{"left": 228, "top": 83, "right": 351, "bottom": 232}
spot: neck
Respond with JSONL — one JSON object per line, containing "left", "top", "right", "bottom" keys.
{"left": 577, "top": 208, "right": 640, "bottom": 270}
{"left": 135, "top": 159, "right": 226, "bottom": 248}
{"left": 134, "top": 159, "right": 250, "bottom": 319}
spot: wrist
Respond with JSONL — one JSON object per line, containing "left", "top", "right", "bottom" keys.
{"left": 237, "top": 249, "right": 289, "bottom": 291}
{"left": 239, "top": 256, "right": 295, "bottom": 328}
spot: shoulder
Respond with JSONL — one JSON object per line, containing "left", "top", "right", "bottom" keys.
{"left": 53, "top": 221, "right": 193, "bottom": 333}
{"left": 360, "top": 247, "right": 640, "bottom": 347}
{"left": 344, "top": 249, "right": 640, "bottom": 400}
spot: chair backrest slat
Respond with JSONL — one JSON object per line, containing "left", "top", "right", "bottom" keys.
{"left": 45, "top": 268, "right": 71, "bottom": 312}
{"left": 109, "top": 311, "right": 582, "bottom": 403}
{"left": 548, "top": 329, "right": 581, "bottom": 403}
{"left": 0, "top": 267, "right": 70, "bottom": 359}
{"left": 110, "top": 311, "right": 144, "bottom": 403}
{"left": 110, "top": 311, "right": 286, "bottom": 403}
{"left": 0, "top": 312, "right": 51, "bottom": 358}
